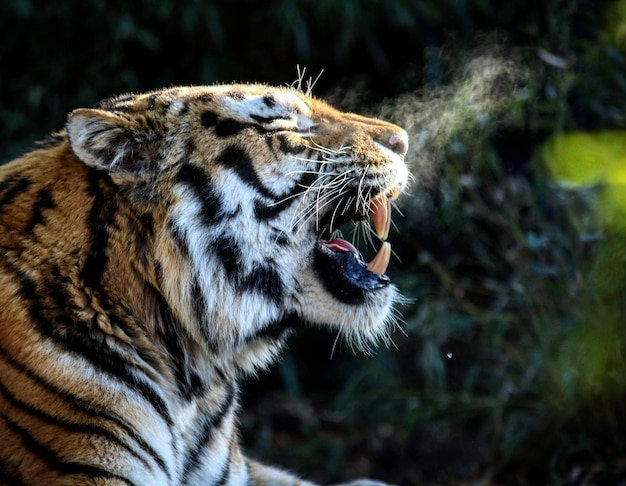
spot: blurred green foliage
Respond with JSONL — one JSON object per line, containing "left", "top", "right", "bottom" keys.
{"left": 2, "top": 0, "right": 608, "bottom": 159}
{"left": 2, "top": 0, "right": 626, "bottom": 484}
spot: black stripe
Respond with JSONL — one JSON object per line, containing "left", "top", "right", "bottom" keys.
{"left": 60, "top": 329, "right": 174, "bottom": 427}
{"left": 218, "top": 435, "right": 243, "bottom": 486}
{"left": 10, "top": 266, "right": 53, "bottom": 333}
{"left": 181, "top": 384, "right": 237, "bottom": 484}
{"left": 176, "top": 164, "right": 230, "bottom": 226}
{"left": 276, "top": 133, "right": 307, "bottom": 154}
{"left": 241, "top": 263, "right": 283, "bottom": 305}
{"left": 79, "top": 169, "right": 114, "bottom": 291}
{"left": 144, "top": 116, "right": 160, "bottom": 136}
{"left": 215, "top": 119, "right": 251, "bottom": 138}
{"left": 212, "top": 235, "right": 241, "bottom": 282}
{"left": 0, "top": 176, "right": 16, "bottom": 195}
{"left": 253, "top": 197, "right": 291, "bottom": 220}
{"left": 203, "top": 112, "right": 274, "bottom": 138}
{"left": 49, "top": 266, "right": 158, "bottom": 372}
{"left": 1, "top": 261, "right": 174, "bottom": 473}
{"left": 154, "top": 292, "right": 211, "bottom": 399}
{"left": 211, "top": 236, "right": 284, "bottom": 304}
{"left": 188, "top": 275, "right": 221, "bottom": 352}
{"left": 25, "top": 188, "right": 55, "bottom": 233}
{"left": 245, "top": 312, "right": 299, "bottom": 344}
{"left": 0, "top": 378, "right": 152, "bottom": 472}
{"left": 0, "top": 176, "right": 27, "bottom": 196}
{"left": 9, "top": 257, "right": 175, "bottom": 429}
{"left": 215, "top": 453, "right": 231, "bottom": 486}
{"left": 1, "top": 415, "right": 136, "bottom": 485}
{"left": 215, "top": 146, "right": 276, "bottom": 199}
{"left": 34, "top": 132, "right": 66, "bottom": 150}
{"left": 167, "top": 218, "right": 191, "bottom": 259}
{"left": 249, "top": 114, "right": 289, "bottom": 124}
{"left": 262, "top": 95, "right": 275, "bottom": 108}
{"left": 201, "top": 111, "right": 218, "bottom": 128}
{"left": 253, "top": 171, "right": 316, "bottom": 221}
{"left": 0, "top": 177, "right": 32, "bottom": 213}
{"left": 0, "top": 459, "right": 25, "bottom": 486}
{"left": 244, "top": 460, "right": 251, "bottom": 486}
{"left": 272, "top": 232, "right": 291, "bottom": 247}
{"left": 0, "top": 344, "right": 170, "bottom": 479}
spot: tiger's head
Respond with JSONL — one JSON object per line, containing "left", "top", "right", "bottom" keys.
{"left": 66, "top": 84, "right": 409, "bottom": 370}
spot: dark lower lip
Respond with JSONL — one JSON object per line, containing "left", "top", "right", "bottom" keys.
{"left": 313, "top": 243, "right": 390, "bottom": 305}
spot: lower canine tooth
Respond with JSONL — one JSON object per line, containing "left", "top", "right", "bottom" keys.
{"left": 367, "top": 242, "right": 391, "bottom": 276}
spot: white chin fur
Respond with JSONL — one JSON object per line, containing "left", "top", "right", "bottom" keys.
{"left": 297, "top": 267, "right": 402, "bottom": 353}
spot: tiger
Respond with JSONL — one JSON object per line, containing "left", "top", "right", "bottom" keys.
{"left": 0, "top": 83, "right": 409, "bottom": 485}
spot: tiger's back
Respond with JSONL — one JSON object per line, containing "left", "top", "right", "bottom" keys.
{"left": 0, "top": 84, "right": 409, "bottom": 485}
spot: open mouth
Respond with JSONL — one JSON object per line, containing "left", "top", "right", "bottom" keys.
{"left": 314, "top": 187, "right": 400, "bottom": 304}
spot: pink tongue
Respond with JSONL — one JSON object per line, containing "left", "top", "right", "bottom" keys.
{"left": 321, "top": 238, "right": 359, "bottom": 254}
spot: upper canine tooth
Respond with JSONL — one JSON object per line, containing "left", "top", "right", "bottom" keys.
{"left": 370, "top": 194, "right": 391, "bottom": 240}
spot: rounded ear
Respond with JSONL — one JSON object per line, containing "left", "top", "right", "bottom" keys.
{"left": 66, "top": 108, "right": 163, "bottom": 175}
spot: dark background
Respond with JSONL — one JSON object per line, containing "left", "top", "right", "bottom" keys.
{"left": 2, "top": 1, "right": 626, "bottom": 484}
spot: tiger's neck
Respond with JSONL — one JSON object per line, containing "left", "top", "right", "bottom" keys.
{"left": 2, "top": 142, "right": 287, "bottom": 389}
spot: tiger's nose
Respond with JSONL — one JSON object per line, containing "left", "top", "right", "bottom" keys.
{"left": 387, "top": 130, "right": 409, "bottom": 157}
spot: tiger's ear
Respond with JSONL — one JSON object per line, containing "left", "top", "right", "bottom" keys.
{"left": 66, "top": 108, "right": 164, "bottom": 176}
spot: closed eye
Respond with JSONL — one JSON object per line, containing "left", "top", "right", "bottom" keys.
{"left": 258, "top": 113, "right": 317, "bottom": 135}
{"left": 267, "top": 123, "right": 317, "bottom": 137}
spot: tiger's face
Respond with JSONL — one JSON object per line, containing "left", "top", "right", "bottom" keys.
{"left": 66, "top": 84, "right": 409, "bottom": 367}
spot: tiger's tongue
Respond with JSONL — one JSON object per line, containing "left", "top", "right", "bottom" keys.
{"left": 322, "top": 238, "right": 359, "bottom": 254}
{"left": 321, "top": 192, "right": 393, "bottom": 276}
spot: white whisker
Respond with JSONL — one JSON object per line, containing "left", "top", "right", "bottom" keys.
{"left": 307, "top": 140, "right": 352, "bottom": 156}
{"left": 329, "top": 327, "right": 343, "bottom": 360}
{"left": 288, "top": 186, "right": 342, "bottom": 234}
{"left": 391, "top": 199, "right": 404, "bottom": 217}
{"left": 356, "top": 166, "right": 371, "bottom": 215}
